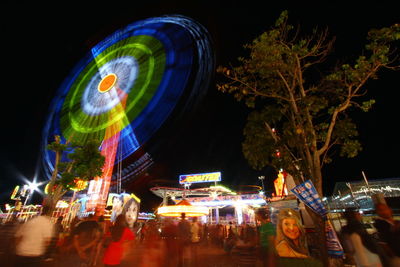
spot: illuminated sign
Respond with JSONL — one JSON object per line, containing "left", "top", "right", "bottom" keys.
{"left": 179, "top": 172, "right": 221, "bottom": 184}
{"left": 157, "top": 199, "right": 209, "bottom": 217}
{"left": 274, "top": 171, "right": 288, "bottom": 197}
{"left": 158, "top": 205, "right": 209, "bottom": 217}
{"left": 185, "top": 194, "right": 267, "bottom": 207}
{"left": 88, "top": 179, "right": 103, "bottom": 194}
{"left": 10, "top": 185, "right": 20, "bottom": 200}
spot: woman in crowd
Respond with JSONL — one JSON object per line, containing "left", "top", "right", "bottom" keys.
{"left": 340, "top": 208, "right": 383, "bottom": 267}
{"left": 103, "top": 214, "right": 135, "bottom": 267}
{"left": 275, "top": 208, "right": 309, "bottom": 258}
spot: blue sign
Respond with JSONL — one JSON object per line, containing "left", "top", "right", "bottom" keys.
{"left": 291, "top": 180, "right": 328, "bottom": 216}
{"left": 325, "top": 220, "right": 345, "bottom": 258}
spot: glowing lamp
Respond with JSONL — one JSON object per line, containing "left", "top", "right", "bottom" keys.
{"left": 71, "top": 178, "right": 88, "bottom": 192}
{"left": 44, "top": 183, "right": 58, "bottom": 194}
{"left": 56, "top": 200, "right": 69, "bottom": 208}
{"left": 157, "top": 199, "right": 209, "bottom": 217}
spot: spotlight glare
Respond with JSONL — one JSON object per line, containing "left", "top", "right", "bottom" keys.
{"left": 27, "top": 181, "right": 39, "bottom": 191}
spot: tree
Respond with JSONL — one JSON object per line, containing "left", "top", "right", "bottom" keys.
{"left": 217, "top": 11, "right": 399, "bottom": 196}
{"left": 43, "top": 135, "right": 105, "bottom": 213}
{"left": 216, "top": 11, "right": 399, "bottom": 264}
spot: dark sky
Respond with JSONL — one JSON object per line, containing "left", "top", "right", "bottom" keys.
{"left": 1, "top": 2, "right": 399, "bottom": 211}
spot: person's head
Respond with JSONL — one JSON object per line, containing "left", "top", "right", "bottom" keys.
{"left": 280, "top": 210, "right": 301, "bottom": 241}
{"left": 113, "top": 195, "right": 124, "bottom": 210}
{"left": 181, "top": 213, "right": 186, "bottom": 220}
{"left": 87, "top": 213, "right": 94, "bottom": 220}
{"left": 256, "top": 208, "right": 270, "bottom": 223}
{"left": 276, "top": 208, "right": 308, "bottom": 255}
{"left": 375, "top": 203, "right": 392, "bottom": 219}
{"left": 122, "top": 197, "right": 140, "bottom": 228}
{"left": 41, "top": 205, "right": 51, "bottom": 216}
{"left": 343, "top": 208, "right": 362, "bottom": 224}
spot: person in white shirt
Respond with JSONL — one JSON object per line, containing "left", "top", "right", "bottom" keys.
{"left": 14, "top": 205, "right": 55, "bottom": 267}
{"left": 341, "top": 208, "right": 383, "bottom": 267}
{"left": 190, "top": 216, "right": 201, "bottom": 266}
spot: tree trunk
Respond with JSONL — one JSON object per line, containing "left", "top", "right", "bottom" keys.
{"left": 43, "top": 185, "right": 66, "bottom": 215}
{"left": 306, "top": 206, "right": 329, "bottom": 266}
{"left": 309, "top": 162, "right": 329, "bottom": 266}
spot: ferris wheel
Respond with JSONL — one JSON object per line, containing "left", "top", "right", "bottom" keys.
{"left": 41, "top": 15, "right": 215, "bottom": 209}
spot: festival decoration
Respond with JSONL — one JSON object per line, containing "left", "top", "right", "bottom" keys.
{"left": 274, "top": 170, "right": 288, "bottom": 197}
{"left": 71, "top": 178, "right": 88, "bottom": 192}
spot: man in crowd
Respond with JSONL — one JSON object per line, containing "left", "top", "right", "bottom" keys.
{"left": 373, "top": 203, "right": 400, "bottom": 266}
{"left": 256, "top": 208, "right": 276, "bottom": 267}
{"left": 71, "top": 214, "right": 102, "bottom": 266}
{"left": 177, "top": 213, "right": 191, "bottom": 267}
{"left": 14, "top": 205, "right": 55, "bottom": 267}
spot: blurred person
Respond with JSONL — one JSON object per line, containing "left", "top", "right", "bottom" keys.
{"left": 373, "top": 203, "right": 400, "bottom": 266}
{"left": 44, "top": 215, "right": 65, "bottom": 261}
{"left": 0, "top": 215, "right": 20, "bottom": 267}
{"left": 216, "top": 224, "right": 224, "bottom": 247}
{"left": 61, "top": 214, "right": 102, "bottom": 267}
{"left": 139, "top": 219, "right": 164, "bottom": 267}
{"left": 189, "top": 217, "right": 201, "bottom": 266}
{"left": 231, "top": 224, "right": 258, "bottom": 266}
{"left": 102, "top": 214, "right": 135, "bottom": 267}
{"left": 224, "top": 222, "right": 238, "bottom": 253}
{"left": 202, "top": 223, "right": 209, "bottom": 245}
{"left": 139, "top": 221, "right": 148, "bottom": 243}
{"left": 256, "top": 209, "right": 276, "bottom": 267}
{"left": 341, "top": 208, "right": 383, "bottom": 267}
{"left": 161, "top": 218, "right": 179, "bottom": 267}
{"left": 275, "top": 208, "right": 309, "bottom": 258}
{"left": 177, "top": 213, "right": 191, "bottom": 267}
{"left": 14, "top": 205, "right": 55, "bottom": 267}
{"left": 93, "top": 215, "right": 107, "bottom": 266}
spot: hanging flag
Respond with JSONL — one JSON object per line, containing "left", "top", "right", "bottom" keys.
{"left": 291, "top": 180, "right": 344, "bottom": 258}
{"left": 291, "top": 179, "right": 328, "bottom": 216}
{"left": 325, "top": 219, "right": 345, "bottom": 258}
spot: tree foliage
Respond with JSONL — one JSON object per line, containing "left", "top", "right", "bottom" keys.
{"left": 44, "top": 135, "right": 105, "bottom": 210}
{"left": 217, "top": 11, "right": 399, "bottom": 194}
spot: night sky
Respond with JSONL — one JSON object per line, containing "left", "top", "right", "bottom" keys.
{"left": 1, "top": 2, "right": 399, "bottom": 211}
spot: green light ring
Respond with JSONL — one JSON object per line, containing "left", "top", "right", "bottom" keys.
{"left": 60, "top": 36, "right": 165, "bottom": 141}
{"left": 69, "top": 44, "right": 154, "bottom": 133}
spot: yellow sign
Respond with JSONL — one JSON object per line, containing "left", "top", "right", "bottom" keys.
{"left": 179, "top": 172, "right": 221, "bottom": 184}
{"left": 10, "top": 185, "right": 20, "bottom": 200}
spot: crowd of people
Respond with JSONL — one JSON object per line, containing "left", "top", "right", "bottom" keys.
{"left": 0, "top": 201, "right": 398, "bottom": 267}
{"left": 0, "top": 207, "right": 279, "bottom": 267}
{"left": 339, "top": 203, "right": 400, "bottom": 267}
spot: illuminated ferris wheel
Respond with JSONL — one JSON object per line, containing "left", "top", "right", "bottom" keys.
{"left": 41, "top": 15, "right": 215, "bottom": 210}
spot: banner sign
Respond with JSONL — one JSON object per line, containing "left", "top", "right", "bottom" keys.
{"left": 291, "top": 179, "right": 328, "bottom": 216}
{"left": 291, "top": 180, "right": 344, "bottom": 257}
{"left": 325, "top": 219, "right": 345, "bottom": 257}
{"left": 10, "top": 185, "right": 20, "bottom": 200}
{"left": 179, "top": 171, "right": 221, "bottom": 184}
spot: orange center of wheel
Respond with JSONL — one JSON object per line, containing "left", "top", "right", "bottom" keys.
{"left": 98, "top": 73, "right": 117, "bottom": 93}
